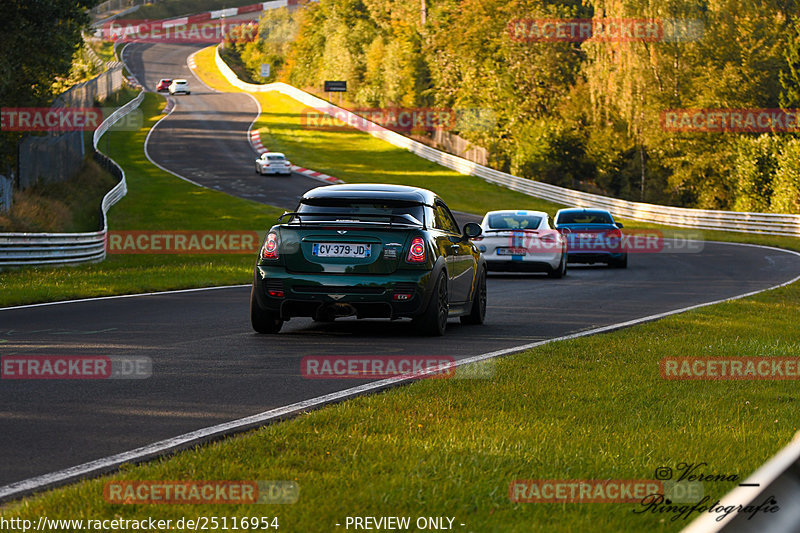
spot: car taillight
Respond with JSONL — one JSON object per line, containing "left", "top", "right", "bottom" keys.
{"left": 540, "top": 233, "right": 556, "bottom": 242}
{"left": 471, "top": 235, "right": 483, "bottom": 241}
{"left": 261, "top": 232, "right": 279, "bottom": 260}
{"left": 406, "top": 237, "right": 425, "bottom": 263}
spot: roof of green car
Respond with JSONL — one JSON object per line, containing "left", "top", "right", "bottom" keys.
{"left": 301, "top": 184, "right": 437, "bottom": 205}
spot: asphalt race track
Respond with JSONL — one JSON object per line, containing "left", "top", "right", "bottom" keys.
{"left": 124, "top": 42, "right": 321, "bottom": 209}
{"left": 2, "top": 43, "right": 800, "bottom": 490}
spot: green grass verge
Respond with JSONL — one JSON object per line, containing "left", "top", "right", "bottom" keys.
{"left": 193, "top": 46, "right": 800, "bottom": 254}
{"left": 87, "top": 39, "right": 116, "bottom": 64}
{"left": 0, "top": 92, "right": 284, "bottom": 308}
{"left": 4, "top": 276, "right": 799, "bottom": 532}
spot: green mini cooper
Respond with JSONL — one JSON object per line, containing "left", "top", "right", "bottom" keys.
{"left": 250, "top": 184, "right": 487, "bottom": 335}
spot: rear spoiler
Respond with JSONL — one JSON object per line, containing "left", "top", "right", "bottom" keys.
{"left": 278, "top": 211, "right": 425, "bottom": 229}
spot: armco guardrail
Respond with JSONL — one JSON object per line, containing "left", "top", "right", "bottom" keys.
{"left": 683, "top": 431, "right": 800, "bottom": 532}
{"left": 0, "top": 90, "right": 144, "bottom": 268}
{"left": 214, "top": 46, "right": 800, "bottom": 237}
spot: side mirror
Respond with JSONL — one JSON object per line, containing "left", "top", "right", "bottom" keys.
{"left": 616, "top": 222, "right": 624, "bottom": 228}
{"left": 462, "top": 222, "right": 482, "bottom": 239}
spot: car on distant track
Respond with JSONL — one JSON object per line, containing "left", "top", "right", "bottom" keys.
{"left": 168, "top": 79, "right": 190, "bottom": 95}
{"left": 155, "top": 78, "right": 172, "bottom": 92}
{"left": 255, "top": 152, "right": 292, "bottom": 175}
{"left": 473, "top": 210, "right": 566, "bottom": 278}
{"left": 554, "top": 208, "right": 627, "bottom": 268}
{"left": 250, "top": 184, "right": 487, "bottom": 335}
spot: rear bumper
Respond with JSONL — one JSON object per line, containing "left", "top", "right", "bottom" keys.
{"left": 486, "top": 259, "right": 556, "bottom": 272}
{"left": 254, "top": 266, "right": 434, "bottom": 320}
{"left": 483, "top": 249, "right": 562, "bottom": 271}
{"left": 567, "top": 252, "right": 625, "bottom": 264}
{"left": 259, "top": 167, "right": 292, "bottom": 175}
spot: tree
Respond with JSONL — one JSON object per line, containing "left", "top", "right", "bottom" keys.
{"left": 0, "top": 0, "right": 99, "bottom": 106}
{"left": 0, "top": 0, "right": 99, "bottom": 172}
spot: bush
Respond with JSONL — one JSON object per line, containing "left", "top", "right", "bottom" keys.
{"left": 771, "top": 137, "right": 800, "bottom": 213}
{"left": 731, "top": 135, "right": 781, "bottom": 212}
{"left": 510, "top": 118, "right": 595, "bottom": 189}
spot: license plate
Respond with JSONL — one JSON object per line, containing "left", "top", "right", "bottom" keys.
{"left": 313, "top": 243, "right": 371, "bottom": 258}
{"left": 497, "top": 247, "right": 527, "bottom": 256}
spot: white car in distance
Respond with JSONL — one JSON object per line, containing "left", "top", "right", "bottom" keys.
{"left": 168, "top": 79, "right": 190, "bottom": 95}
{"left": 255, "top": 152, "right": 292, "bottom": 176}
{"left": 474, "top": 210, "right": 567, "bottom": 278}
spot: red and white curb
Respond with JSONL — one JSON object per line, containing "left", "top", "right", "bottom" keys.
{"left": 161, "top": 0, "right": 297, "bottom": 27}
{"left": 291, "top": 165, "right": 343, "bottom": 184}
{"left": 249, "top": 128, "right": 343, "bottom": 184}
{"left": 126, "top": 76, "right": 141, "bottom": 89}
{"left": 186, "top": 44, "right": 342, "bottom": 186}
{"left": 249, "top": 129, "right": 267, "bottom": 154}
{"left": 163, "top": 97, "right": 176, "bottom": 114}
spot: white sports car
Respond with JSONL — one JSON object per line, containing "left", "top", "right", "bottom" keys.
{"left": 473, "top": 210, "right": 567, "bottom": 278}
{"left": 168, "top": 79, "right": 190, "bottom": 95}
{"left": 255, "top": 152, "right": 292, "bottom": 175}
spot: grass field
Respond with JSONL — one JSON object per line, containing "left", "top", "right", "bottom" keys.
{"left": 3, "top": 275, "right": 799, "bottom": 532}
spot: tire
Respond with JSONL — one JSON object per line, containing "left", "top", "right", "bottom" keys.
{"left": 547, "top": 253, "right": 567, "bottom": 278}
{"left": 461, "top": 267, "right": 486, "bottom": 325}
{"left": 250, "top": 285, "right": 282, "bottom": 333}
{"left": 414, "top": 272, "right": 448, "bottom": 336}
{"left": 610, "top": 254, "right": 628, "bottom": 269}
{"left": 255, "top": 165, "right": 261, "bottom": 175}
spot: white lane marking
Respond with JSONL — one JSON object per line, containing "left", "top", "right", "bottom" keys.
{"left": 0, "top": 285, "right": 249, "bottom": 312}
{"left": 117, "top": 43, "right": 204, "bottom": 188}
{"left": 142, "top": 93, "right": 206, "bottom": 187}
{"left": 243, "top": 91, "right": 266, "bottom": 155}
{"left": 0, "top": 246, "right": 799, "bottom": 501}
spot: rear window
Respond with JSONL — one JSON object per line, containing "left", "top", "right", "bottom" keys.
{"left": 556, "top": 211, "right": 613, "bottom": 225}
{"left": 267, "top": 155, "right": 286, "bottom": 161}
{"left": 295, "top": 200, "right": 424, "bottom": 226}
{"left": 487, "top": 214, "right": 542, "bottom": 230}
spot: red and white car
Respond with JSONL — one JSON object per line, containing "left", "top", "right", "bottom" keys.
{"left": 473, "top": 210, "right": 567, "bottom": 277}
